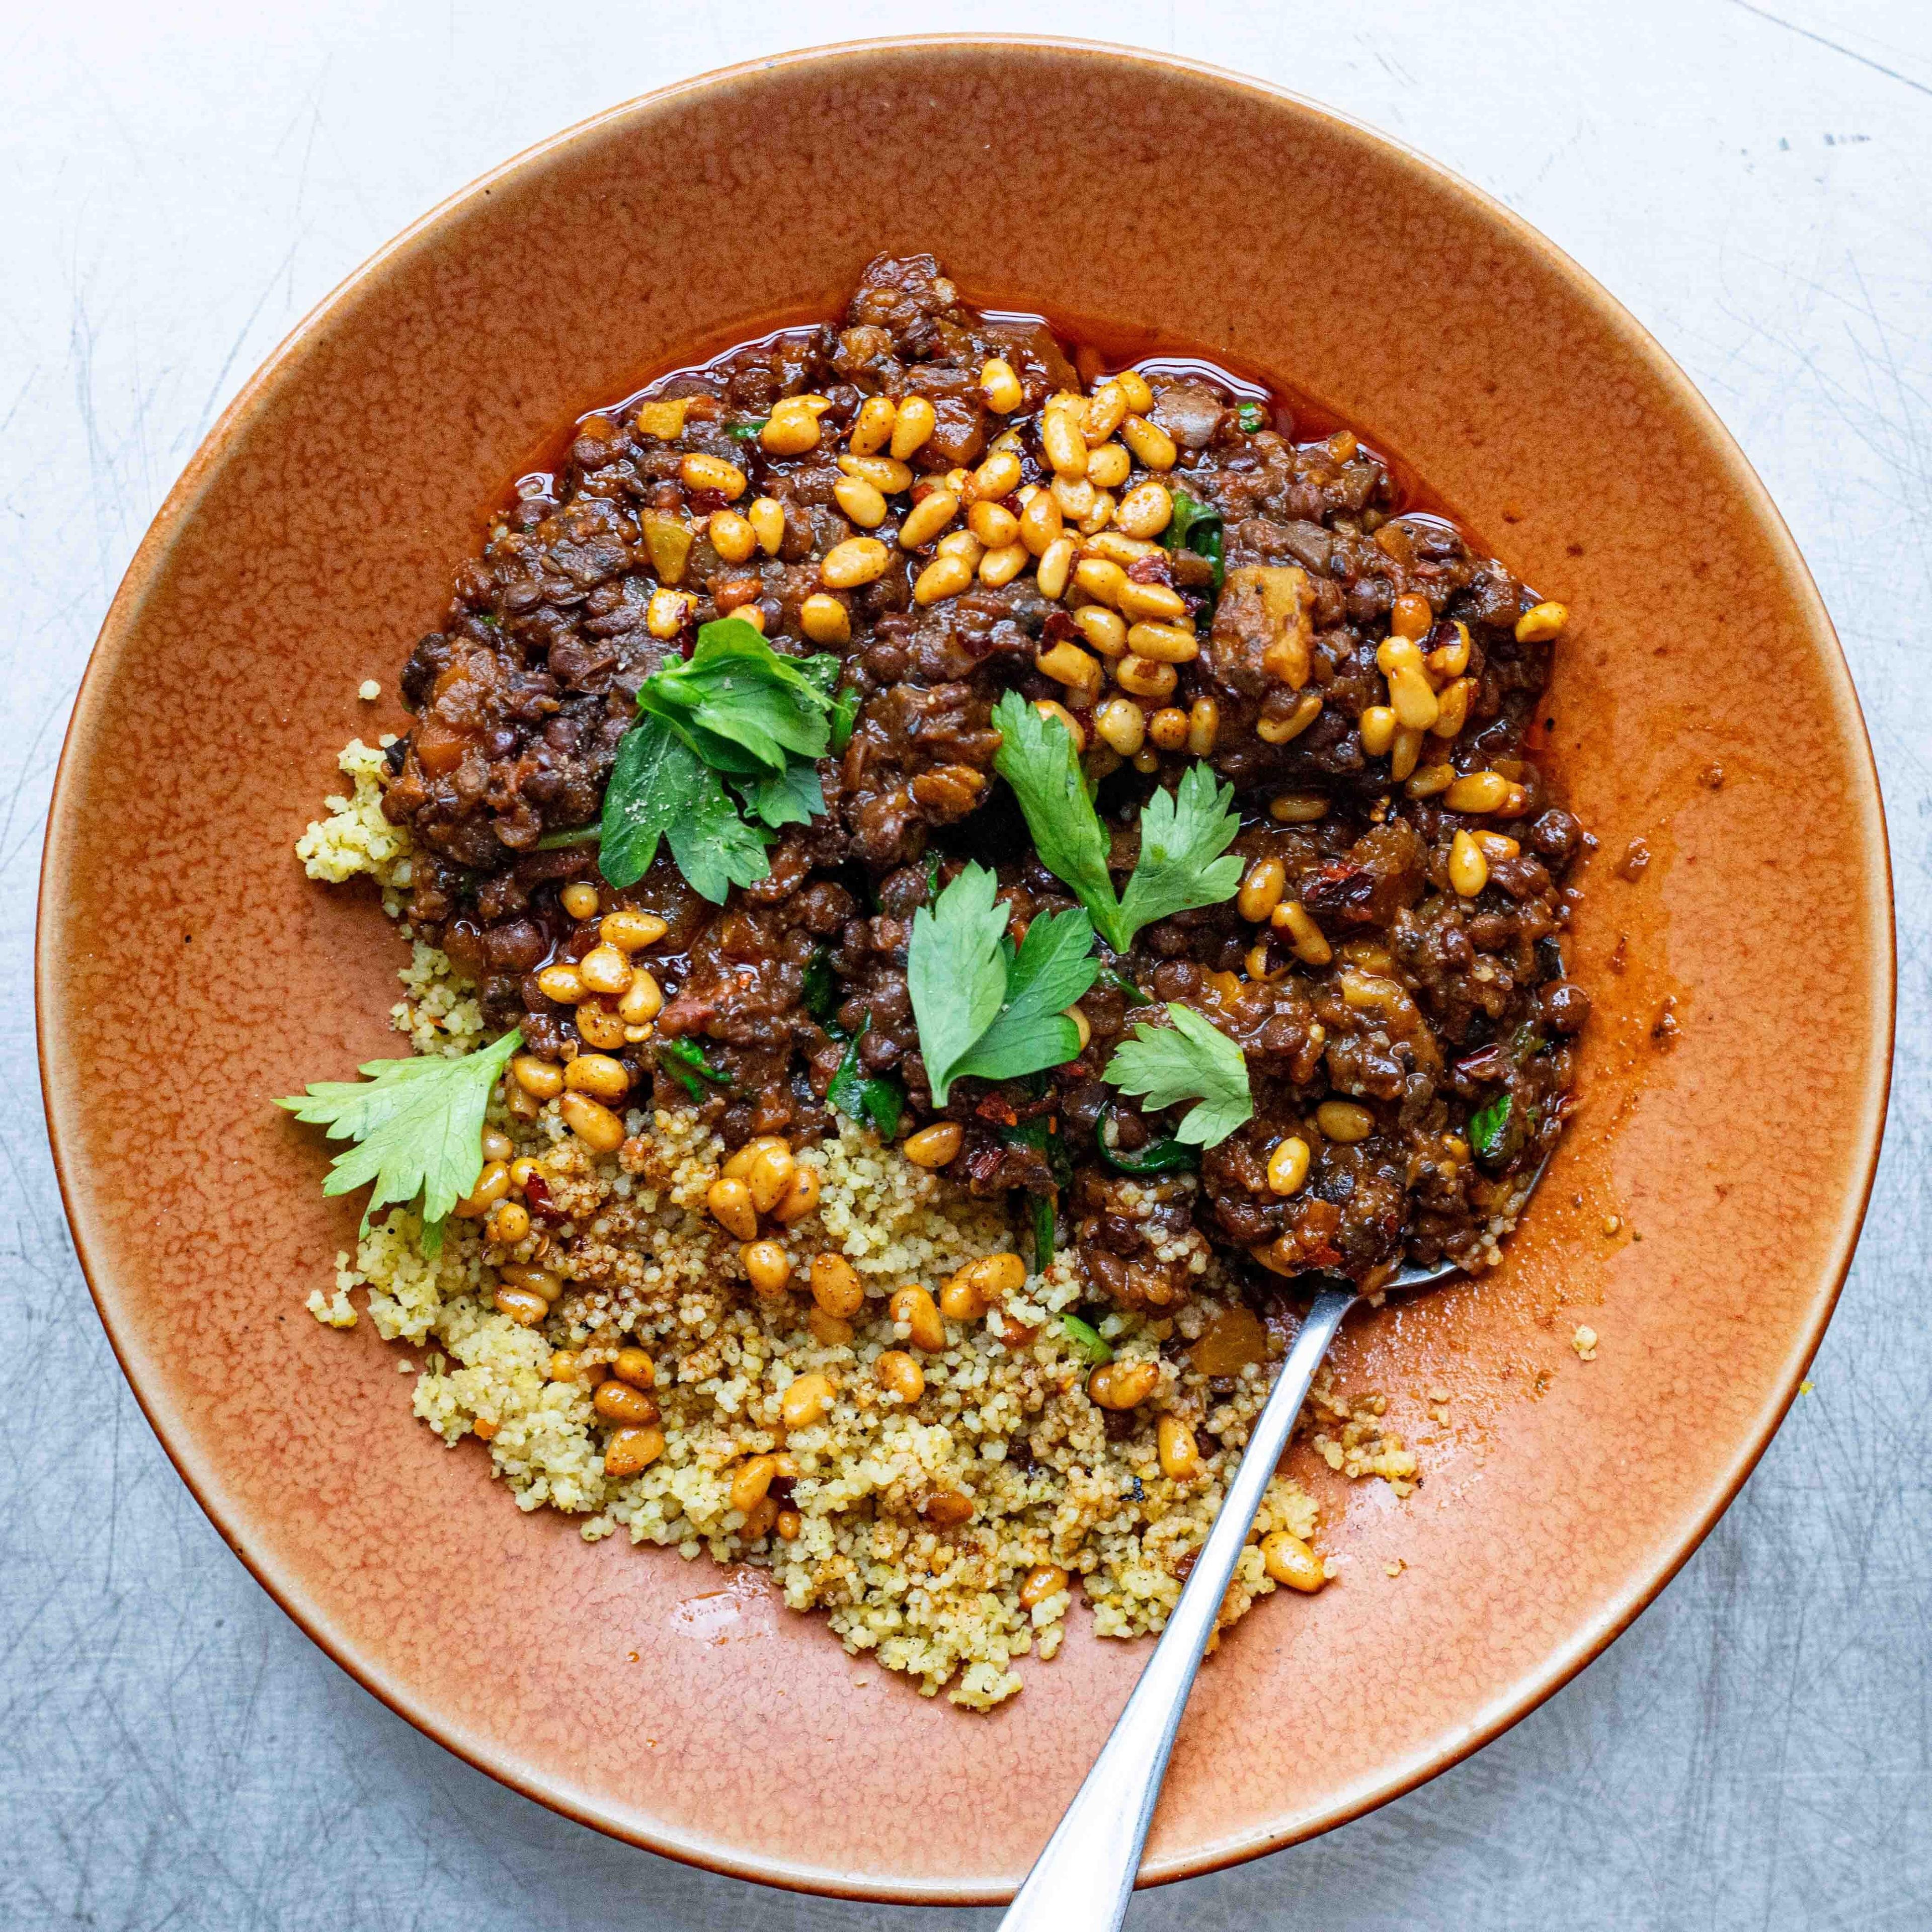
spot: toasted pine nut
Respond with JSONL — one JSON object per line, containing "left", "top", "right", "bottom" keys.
{"left": 1445, "top": 770, "right": 1514, "bottom": 813}
{"left": 1273, "top": 900, "right": 1332, "bottom": 965}
{"left": 889, "top": 1284, "right": 946, "bottom": 1352}
{"left": 1086, "top": 442, "right": 1131, "bottom": 490}
{"left": 1073, "top": 606, "right": 1129, "bottom": 657}
{"left": 1037, "top": 641, "right": 1102, "bottom": 696}
{"left": 1035, "top": 535, "right": 1077, "bottom": 599}
{"left": 899, "top": 490, "right": 960, "bottom": 550}
{"left": 559, "top": 1091, "right": 625, "bottom": 1152}
{"left": 1514, "top": 600, "right": 1569, "bottom": 642}
{"left": 967, "top": 499, "right": 1019, "bottom": 548}
{"left": 1157, "top": 1414, "right": 1202, "bottom": 1481}
{"left": 980, "top": 358, "right": 1023, "bottom": 413}
{"left": 1268, "top": 791, "right": 1329, "bottom": 824}
{"left": 1390, "top": 592, "right": 1433, "bottom": 639}
{"left": 1448, "top": 829, "right": 1490, "bottom": 897}
{"left": 1124, "top": 620, "right": 1198, "bottom": 663}
{"left": 849, "top": 394, "right": 897, "bottom": 456}
{"left": 980, "top": 542, "right": 1028, "bottom": 586}
{"left": 1358, "top": 705, "right": 1397, "bottom": 757}
{"left": 799, "top": 593, "right": 851, "bottom": 645}
{"left": 1261, "top": 1529, "right": 1326, "bottom": 1591}
{"left": 1256, "top": 691, "right": 1323, "bottom": 745}
{"left": 1267, "top": 1136, "right": 1311, "bottom": 1195}
{"left": 832, "top": 474, "right": 889, "bottom": 528}
{"left": 647, "top": 588, "right": 692, "bottom": 638}
{"left": 1114, "top": 480, "right": 1173, "bottom": 539}
{"left": 838, "top": 452, "right": 913, "bottom": 492}
{"left": 914, "top": 552, "right": 974, "bottom": 604}
{"left": 820, "top": 537, "right": 891, "bottom": 588}
{"left": 904, "top": 1123, "right": 963, "bottom": 1168}
{"left": 889, "top": 395, "right": 936, "bottom": 460}
{"left": 1147, "top": 705, "right": 1188, "bottom": 750}
{"left": 1115, "top": 655, "right": 1178, "bottom": 699}
{"left": 1019, "top": 490, "right": 1065, "bottom": 555}
{"left": 1121, "top": 415, "right": 1177, "bottom": 471}
{"left": 741, "top": 1240, "right": 791, "bottom": 1297}
{"left": 1093, "top": 697, "right": 1147, "bottom": 756}
{"left": 679, "top": 452, "right": 747, "bottom": 499}
{"left": 1042, "top": 408, "right": 1088, "bottom": 479}
{"left": 1238, "top": 857, "right": 1286, "bottom": 923}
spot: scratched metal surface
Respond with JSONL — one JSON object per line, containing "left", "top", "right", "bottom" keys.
{"left": 3, "top": 4, "right": 1925, "bottom": 1927}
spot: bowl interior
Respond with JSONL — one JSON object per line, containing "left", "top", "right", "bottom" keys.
{"left": 38, "top": 39, "right": 1890, "bottom": 1902}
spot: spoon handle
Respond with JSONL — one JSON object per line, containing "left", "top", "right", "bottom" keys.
{"left": 998, "top": 1286, "right": 1356, "bottom": 1932}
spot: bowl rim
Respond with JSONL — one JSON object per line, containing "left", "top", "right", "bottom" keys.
{"left": 36, "top": 33, "right": 1895, "bottom": 1904}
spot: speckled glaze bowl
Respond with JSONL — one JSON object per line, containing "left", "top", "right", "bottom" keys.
{"left": 38, "top": 38, "right": 1892, "bottom": 1903}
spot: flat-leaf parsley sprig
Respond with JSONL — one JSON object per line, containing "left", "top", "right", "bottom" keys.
{"left": 1102, "top": 1004, "right": 1253, "bottom": 1147}
{"left": 908, "top": 862, "right": 1101, "bottom": 1106}
{"left": 596, "top": 617, "right": 858, "bottom": 901}
{"left": 276, "top": 1030, "right": 523, "bottom": 1252}
{"left": 988, "top": 691, "right": 1243, "bottom": 954}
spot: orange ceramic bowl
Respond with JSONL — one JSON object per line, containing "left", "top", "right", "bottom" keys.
{"left": 38, "top": 38, "right": 1891, "bottom": 1903}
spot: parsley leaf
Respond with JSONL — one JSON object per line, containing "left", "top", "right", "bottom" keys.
{"left": 276, "top": 1030, "right": 523, "bottom": 1241}
{"left": 1161, "top": 486, "right": 1226, "bottom": 595}
{"left": 801, "top": 947, "right": 839, "bottom": 1023}
{"left": 639, "top": 618, "right": 832, "bottom": 776}
{"left": 598, "top": 712, "right": 772, "bottom": 898}
{"left": 827, "top": 1023, "right": 904, "bottom": 1138}
{"left": 600, "top": 619, "right": 838, "bottom": 900}
{"left": 1116, "top": 761, "right": 1243, "bottom": 939}
{"left": 1059, "top": 1312, "right": 1112, "bottom": 1364}
{"left": 989, "top": 691, "right": 1241, "bottom": 953}
{"left": 1469, "top": 1092, "right": 1512, "bottom": 1161}
{"left": 1237, "top": 401, "right": 1267, "bottom": 432}
{"left": 1030, "top": 1195, "right": 1057, "bottom": 1273}
{"left": 949, "top": 905, "right": 1099, "bottom": 1089}
{"left": 740, "top": 761, "right": 825, "bottom": 830}
{"left": 906, "top": 863, "right": 1012, "bottom": 1106}
{"left": 658, "top": 1037, "right": 732, "bottom": 1099}
{"left": 907, "top": 863, "right": 1100, "bottom": 1105}
{"left": 1102, "top": 1004, "right": 1253, "bottom": 1147}
{"left": 831, "top": 686, "right": 861, "bottom": 754}
{"left": 990, "top": 691, "right": 1123, "bottom": 941}
{"left": 727, "top": 419, "right": 769, "bottom": 440}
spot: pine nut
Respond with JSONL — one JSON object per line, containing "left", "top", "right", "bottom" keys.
{"left": 820, "top": 537, "right": 891, "bottom": 588}
{"left": 849, "top": 394, "right": 897, "bottom": 456}
{"left": 899, "top": 490, "right": 960, "bottom": 550}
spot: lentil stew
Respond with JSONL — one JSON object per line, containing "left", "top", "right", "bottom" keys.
{"left": 382, "top": 254, "right": 1590, "bottom": 1302}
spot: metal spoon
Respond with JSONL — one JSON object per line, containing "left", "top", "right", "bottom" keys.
{"left": 999, "top": 1199, "right": 1543, "bottom": 1930}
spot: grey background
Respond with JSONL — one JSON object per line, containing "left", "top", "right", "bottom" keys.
{"left": 3, "top": 3, "right": 1925, "bottom": 1926}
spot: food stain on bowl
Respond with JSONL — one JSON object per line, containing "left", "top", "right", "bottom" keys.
{"left": 668, "top": 1567, "right": 779, "bottom": 1645}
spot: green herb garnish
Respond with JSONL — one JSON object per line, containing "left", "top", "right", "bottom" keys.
{"left": 989, "top": 693, "right": 1242, "bottom": 955}
{"left": 1096, "top": 1107, "right": 1200, "bottom": 1174}
{"left": 1031, "top": 1195, "right": 1057, "bottom": 1274}
{"left": 801, "top": 948, "right": 839, "bottom": 1024}
{"left": 1161, "top": 486, "right": 1226, "bottom": 595}
{"left": 827, "top": 1024, "right": 904, "bottom": 1138}
{"left": 830, "top": 685, "right": 861, "bottom": 754}
{"left": 276, "top": 1030, "right": 523, "bottom": 1251}
{"left": 908, "top": 862, "right": 1100, "bottom": 1106}
{"left": 534, "top": 823, "right": 601, "bottom": 850}
{"left": 1099, "top": 964, "right": 1151, "bottom": 1006}
{"left": 727, "top": 419, "right": 769, "bottom": 441}
{"left": 658, "top": 1037, "right": 733, "bottom": 1100}
{"left": 1468, "top": 1092, "right": 1512, "bottom": 1162}
{"left": 599, "top": 618, "right": 837, "bottom": 900}
{"left": 1059, "top": 1313, "right": 1112, "bottom": 1364}
{"left": 1237, "top": 401, "right": 1267, "bottom": 432}
{"left": 1102, "top": 1003, "right": 1253, "bottom": 1148}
